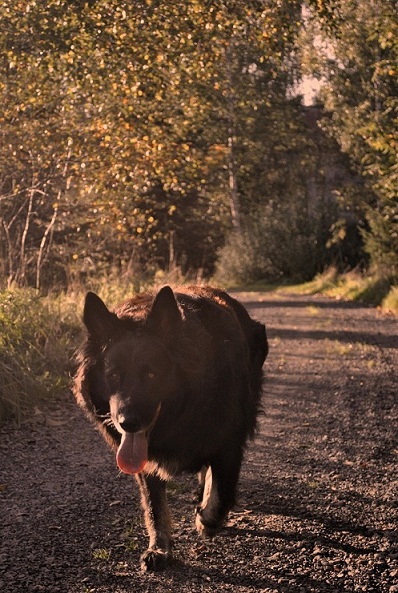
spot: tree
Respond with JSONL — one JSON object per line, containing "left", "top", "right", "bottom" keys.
{"left": 1, "top": 0, "right": 308, "bottom": 287}
{"left": 0, "top": 2, "right": 92, "bottom": 287}
{"left": 302, "top": 0, "right": 398, "bottom": 278}
{"left": 73, "top": 0, "right": 304, "bottom": 272}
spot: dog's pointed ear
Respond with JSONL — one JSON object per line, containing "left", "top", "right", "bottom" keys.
{"left": 83, "top": 292, "right": 118, "bottom": 342}
{"left": 146, "top": 286, "right": 182, "bottom": 338}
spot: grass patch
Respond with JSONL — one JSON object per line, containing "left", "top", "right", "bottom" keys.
{"left": 326, "top": 340, "right": 355, "bottom": 357}
{"left": 288, "top": 267, "right": 397, "bottom": 313}
{"left": 306, "top": 305, "right": 321, "bottom": 316}
{"left": 92, "top": 548, "right": 111, "bottom": 561}
{"left": 286, "top": 267, "right": 340, "bottom": 295}
{"left": 382, "top": 286, "right": 398, "bottom": 315}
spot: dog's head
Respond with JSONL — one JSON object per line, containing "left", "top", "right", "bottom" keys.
{"left": 83, "top": 286, "right": 181, "bottom": 474}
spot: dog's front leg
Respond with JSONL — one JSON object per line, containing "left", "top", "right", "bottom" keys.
{"left": 135, "top": 473, "right": 172, "bottom": 571}
{"left": 195, "top": 447, "right": 243, "bottom": 538}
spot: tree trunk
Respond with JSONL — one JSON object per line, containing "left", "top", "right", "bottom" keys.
{"left": 227, "top": 131, "right": 241, "bottom": 233}
{"left": 18, "top": 190, "right": 35, "bottom": 285}
{"left": 36, "top": 202, "right": 58, "bottom": 291}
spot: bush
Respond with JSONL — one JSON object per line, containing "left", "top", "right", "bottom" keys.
{"left": 214, "top": 202, "right": 321, "bottom": 286}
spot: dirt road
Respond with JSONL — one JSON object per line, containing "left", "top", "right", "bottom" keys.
{"left": 1, "top": 291, "right": 397, "bottom": 592}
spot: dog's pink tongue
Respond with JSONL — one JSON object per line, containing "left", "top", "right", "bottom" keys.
{"left": 116, "top": 432, "right": 148, "bottom": 475}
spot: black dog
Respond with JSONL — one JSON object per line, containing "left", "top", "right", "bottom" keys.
{"left": 73, "top": 285, "right": 267, "bottom": 571}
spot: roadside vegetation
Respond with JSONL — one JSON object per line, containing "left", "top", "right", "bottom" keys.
{"left": 0, "top": 290, "right": 81, "bottom": 423}
{"left": 282, "top": 268, "right": 398, "bottom": 315}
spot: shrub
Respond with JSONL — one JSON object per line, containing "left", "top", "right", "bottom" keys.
{"left": 214, "top": 202, "right": 321, "bottom": 286}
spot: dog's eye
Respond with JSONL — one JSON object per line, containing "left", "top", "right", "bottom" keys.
{"left": 107, "top": 370, "right": 120, "bottom": 388}
{"left": 147, "top": 371, "right": 156, "bottom": 380}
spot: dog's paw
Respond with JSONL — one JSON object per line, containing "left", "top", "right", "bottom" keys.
{"left": 195, "top": 506, "right": 225, "bottom": 539}
{"left": 140, "top": 547, "right": 171, "bottom": 572}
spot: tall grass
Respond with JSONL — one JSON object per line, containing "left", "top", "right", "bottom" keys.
{"left": 0, "top": 289, "right": 82, "bottom": 423}
{"left": 382, "top": 286, "right": 398, "bottom": 315}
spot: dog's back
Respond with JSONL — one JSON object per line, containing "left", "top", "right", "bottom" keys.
{"left": 177, "top": 285, "right": 268, "bottom": 433}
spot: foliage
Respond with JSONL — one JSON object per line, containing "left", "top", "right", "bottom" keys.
{"left": 214, "top": 98, "right": 358, "bottom": 284}
{"left": 1, "top": 0, "right": 395, "bottom": 290}
{"left": 0, "top": 0, "right": 305, "bottom": 288}
{"left": 363, "top": 202, "right": 398, "bottom": 277}
{"left": 303, "top": 0, "right": 398, "bottom": 278}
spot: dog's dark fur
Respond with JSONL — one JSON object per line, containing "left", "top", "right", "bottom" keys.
{"left": 73, "top": 285, "right": 268, "bottom": 571}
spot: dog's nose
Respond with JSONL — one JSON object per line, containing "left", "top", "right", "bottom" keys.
{"left": 118, "top": 414, "right": 141, "bottom": 433}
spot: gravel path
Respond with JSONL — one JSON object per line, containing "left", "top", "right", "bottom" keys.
{"left": 1, "top": 291, "right": 397, "bottom": 592}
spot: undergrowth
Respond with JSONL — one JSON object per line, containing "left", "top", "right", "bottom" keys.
{"left": 0, "top": 289, "right": 82, "bottom": 423}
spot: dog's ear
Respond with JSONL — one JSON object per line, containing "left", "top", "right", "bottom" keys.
{"left": 83, "top": 292, "right": 119, "bottom": 343}
{"left": 146, "top": 286, "right": 182, "bottom": 338}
